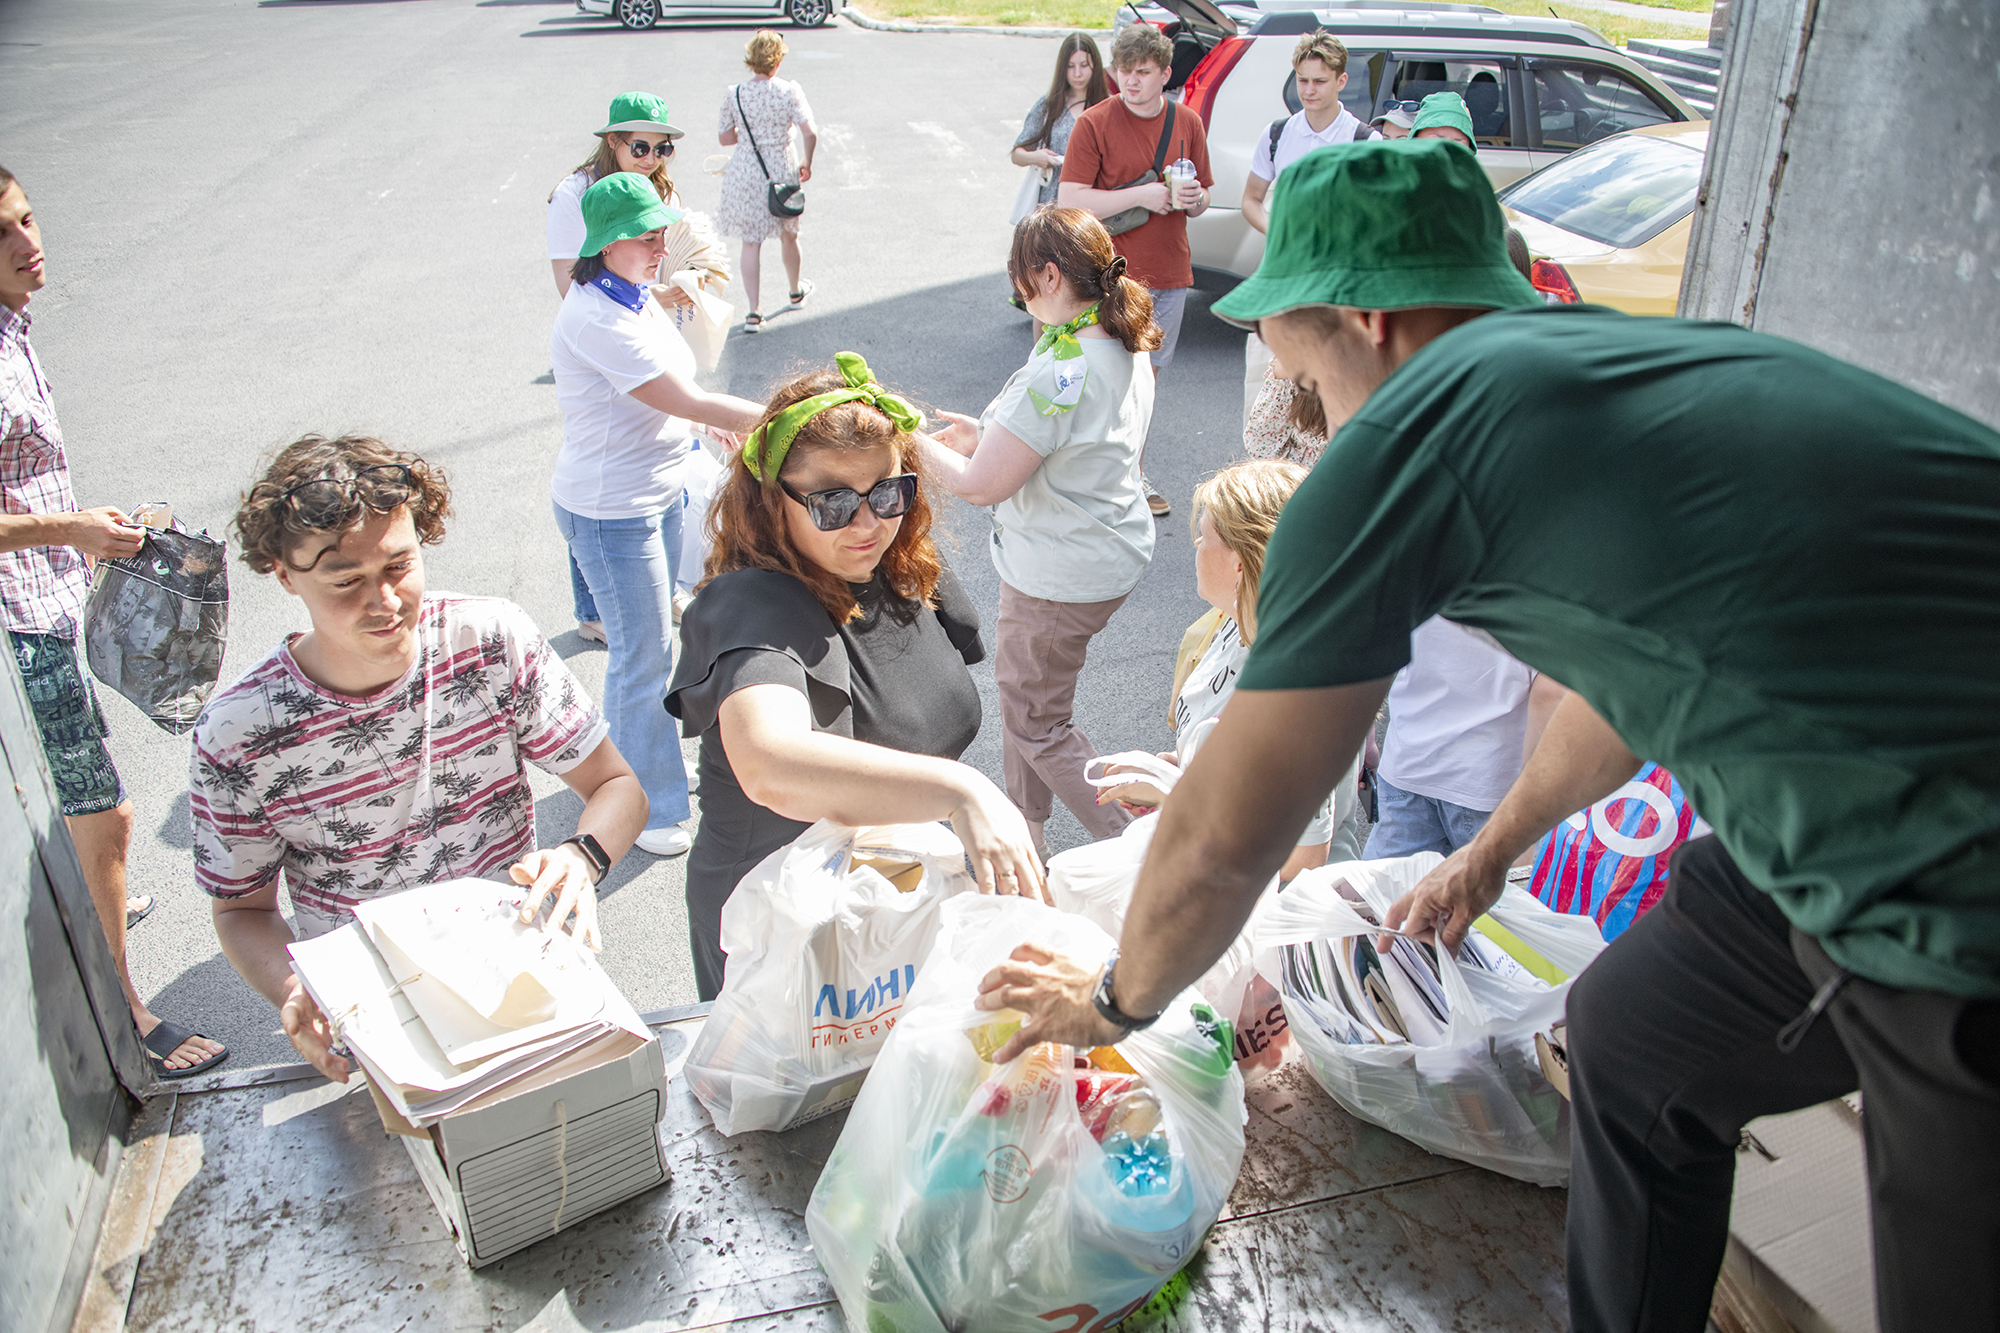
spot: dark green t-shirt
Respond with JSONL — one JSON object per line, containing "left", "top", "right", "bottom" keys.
{"left": 1243, "top": 307, "right": 2000, "bottom": 998}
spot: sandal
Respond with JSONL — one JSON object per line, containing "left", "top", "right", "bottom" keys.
{"left": 126, "top": 895, "right": 154, "bottom": 930}
{"left": 143, "top": 1019, "right": 228, "bottom": 1081}
{"left": 743, "top": 312, "right": 763, "bottom": 334}
{"left": 789, "top": 279, "right": 815, "bottom": 307}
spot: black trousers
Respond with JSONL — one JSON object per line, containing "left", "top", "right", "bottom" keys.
{"left": 1564, "top": 835, "right": 2000, "bottom": 1332}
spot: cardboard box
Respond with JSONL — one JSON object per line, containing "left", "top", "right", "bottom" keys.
{"left": 1718, "top": 1097, "right": 1876, "bottom": 1333}
{"left": 371, "top": 1033, "right": 670, "bottom": 1268}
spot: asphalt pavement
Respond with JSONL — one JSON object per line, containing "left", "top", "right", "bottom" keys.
{"left": 2, "top": 0, "right": 1253, "bottom": 1068}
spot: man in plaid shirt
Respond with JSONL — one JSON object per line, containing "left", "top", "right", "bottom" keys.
{"left": 1, "top": 165, "right": 225, "bottom": 1078}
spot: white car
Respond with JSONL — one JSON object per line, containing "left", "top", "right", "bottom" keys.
{"left": 575, "top": 0, "right": 838, "bottom": 31}
{"left": 1141, "top": 0, "right": 1699, "bottom": 288}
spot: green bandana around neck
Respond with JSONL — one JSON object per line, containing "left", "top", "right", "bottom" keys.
{"left": 741, "top": 351, "right": 923, "bottom": 481}
{"left": 1026, "top": 302, "right": 1099, "bottom": 417}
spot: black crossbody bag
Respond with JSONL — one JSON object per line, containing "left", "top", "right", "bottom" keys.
{"left": 737, "top": 85, "right": 806, "bottom": 219}
{"left": 1100, "top": 101, "right": 1177, "bottom": 236}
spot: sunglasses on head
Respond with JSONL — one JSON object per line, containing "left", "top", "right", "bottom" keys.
{"left": 281, "top": 464, "right": 416, "bottom": 530}
{"left": 779, "top": 473, "right": 919, "bottom": 532}
{"left": 625, "top": 136, "right": 675, "bottom": 159}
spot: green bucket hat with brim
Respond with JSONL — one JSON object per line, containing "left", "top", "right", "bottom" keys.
{"left": 1210, "top": 138, "right": 1540, "bottom": 329}
{"left": 1411, "top": 91, "right": 1475, "bottom": 143}
{"left": 596, "top": 90, "right": 684, "bottom": 140}
{"left": 578, "top": 172, "right": 685, "bottom": 258}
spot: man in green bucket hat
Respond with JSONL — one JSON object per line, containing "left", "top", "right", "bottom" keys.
{"left": 976, "top": 136, "right": 2000, "bottom": 1333}
{"left": 1409, "top": 90, "right": 1475, "bottom": 147}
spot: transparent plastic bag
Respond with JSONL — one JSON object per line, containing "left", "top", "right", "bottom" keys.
{"left": 1047, "top": 810, "right": 1290, "bottom": 1073}
{"left": 807, "top": 895, "right": 1247, "bottom": 1333}
{"left": 685, "top": 820, "right": 976, "bottom": 1135}
{"left": 1255, "top": 853, "right": 1608, "bottom": 1186}
{"left": 83, "top": 521, "right": 228, "bottom": 734}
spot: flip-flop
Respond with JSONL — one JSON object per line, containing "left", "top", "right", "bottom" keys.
{"left": 126, "top": 895, "right": 155, "bottom": 929}
{"left": 143, "top": 1020, "right": 228, "bottom": 1081}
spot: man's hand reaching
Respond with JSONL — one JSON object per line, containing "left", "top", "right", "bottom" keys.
{"left": 1379, "top": 842, "right": 1509, "bottom": 955}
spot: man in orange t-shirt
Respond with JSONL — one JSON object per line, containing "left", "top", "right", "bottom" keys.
{"left": 1059, "top": 23, "right": 1213, "bottom": 516}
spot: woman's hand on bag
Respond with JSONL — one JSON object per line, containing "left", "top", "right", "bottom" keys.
{"left": 1380, "top": 841, "right": 1508, "bottom": 956}
{"left": 651, "top": 281, "right": 694, "bottom": 309}
{"left": 511, "top": 845, "right": 604, "bottom": 952}
{"left": 1093, "top": 751, "right": 1177, "bottom": 811}
{"left": 975, "top": 942, "right": 1122, "bottom": 1063}
{"left": 280, "top": 976, "right": 352, "bottom": 1083}
{"left": 948, "top": 778, "right": 1048, "bottom": 903}
{"left": 928, "top": 410, "right": 982, "bottom": 458}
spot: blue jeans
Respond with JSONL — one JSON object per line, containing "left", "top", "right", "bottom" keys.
{"left": 573, "top": 490, "right": 702, "bottom": 618}
{"left": 552, "top": 500, "right": 689, "bottom": 830}
{"left": 1362, "top": 775, "right": 1491, "bottom": 858}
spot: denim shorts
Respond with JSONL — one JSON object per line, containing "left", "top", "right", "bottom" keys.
{"left": 10, "top": 630, "right": 125, "bottom": 816}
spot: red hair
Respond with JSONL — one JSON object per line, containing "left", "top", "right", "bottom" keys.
{"left": 701, "top": 366, "right": 944, "bottom": 623}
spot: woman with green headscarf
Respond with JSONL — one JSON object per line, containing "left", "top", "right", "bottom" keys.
{"left": 917, "top": 207, "right": 1160, "bottom": 858}
{"left": 666, "top": 354, "right": 1045, "bottom": 1000}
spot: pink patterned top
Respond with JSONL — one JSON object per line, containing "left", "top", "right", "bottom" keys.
{"left": 189, "top": 594, "right": 609, "bottom": 938}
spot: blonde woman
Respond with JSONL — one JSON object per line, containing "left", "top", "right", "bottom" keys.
{"left": 1096, "top": 459, "right": 1362, "bottom": 878}
{"left": 718, "top": 30, "right": 820, "bottom": 332}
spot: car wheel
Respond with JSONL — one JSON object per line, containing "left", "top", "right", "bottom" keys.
{"left": 616, "top": 0, "right": 659, "bottom": 28}
{"left": 785, "top": 0, "right": 830, "bottom": 27}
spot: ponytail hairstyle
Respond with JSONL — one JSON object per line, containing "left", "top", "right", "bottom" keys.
{"left": 1007, "top": 207, "right": 1162, "bottom": 355}
{"left": 702, "top": 365, "right": 945, "bottom": 625}
{"left": 1190, "top": 459, "right": 1308, "bottom": 644}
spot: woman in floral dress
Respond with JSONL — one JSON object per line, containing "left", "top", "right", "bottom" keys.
{"left": 718, "top": 29, "right": 819, "bottom": 333}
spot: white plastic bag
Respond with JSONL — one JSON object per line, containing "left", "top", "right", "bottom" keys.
{"left": 1256, "top": 854, "right": 1608, "bottom": 1185}
{"left": 685, "top": 820, "right": 976, "bottom": 1135}
{"left": 807, "top": 895, "right": 1246, "bottom": 1333}
{"left": 1047, "top": 810, "right": 1289, "bottom": 1073}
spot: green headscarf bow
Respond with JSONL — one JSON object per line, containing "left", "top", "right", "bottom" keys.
{"left": 741, "top": 351, "right": 923, "bottom": 481}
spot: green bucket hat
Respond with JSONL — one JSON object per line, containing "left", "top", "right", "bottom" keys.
{"left": 578, "top": 173, "right": 684, "bottom": 258}
{"left": 1210, "top": 138, "right": 1540, "bottom": 328}
{"left": 596, "top": 90, "right": 684, "bottom": 140}
{"left": 1410, "top": 91, "right": 1475, "bottom": 144}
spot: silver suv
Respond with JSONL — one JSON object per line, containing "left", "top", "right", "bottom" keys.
{"left": 1141, "top": 1, "right": 1698, "bottom": 288}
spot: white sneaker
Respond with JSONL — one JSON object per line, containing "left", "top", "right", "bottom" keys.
{"left": 672, "top": 589, "right": 695, "bottom": 625}
{"left": 633, "top": 826, "right": 693, "bottom": 857}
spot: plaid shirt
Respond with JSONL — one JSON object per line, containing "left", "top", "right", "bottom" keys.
{"left": 0, "top": 305, "right": 88, "bottom": 636}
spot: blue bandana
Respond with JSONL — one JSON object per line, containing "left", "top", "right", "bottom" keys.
{"left": 590, "top": 270, "right": 650, "bottom": 312}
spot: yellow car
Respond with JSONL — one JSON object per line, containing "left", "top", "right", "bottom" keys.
{"left": 1498, "top": 120, "right": 1709, "bottom": 315}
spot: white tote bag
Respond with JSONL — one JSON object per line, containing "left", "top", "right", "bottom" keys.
{"left": 1009, "top": 165, "right": 1049, "bottom": 225}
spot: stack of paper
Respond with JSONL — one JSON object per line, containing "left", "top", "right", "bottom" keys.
{"left": 288, "top": 879, "right": 652, "bottom": 1126}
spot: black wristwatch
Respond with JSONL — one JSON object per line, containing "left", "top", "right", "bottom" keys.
{"left": 1091, "top": 949, "right": 1162, "bottom": 1033}
{"left": 560, "top": 833, "right": 610, "bottom": 884}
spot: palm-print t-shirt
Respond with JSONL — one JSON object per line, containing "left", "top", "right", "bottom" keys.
{"left": 189, "top": 594, "right": 610, "bottom": 939}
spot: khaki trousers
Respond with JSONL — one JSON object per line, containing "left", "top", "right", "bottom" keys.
{"left": 995, "top": 582, "right": 1134, "bottom": 839}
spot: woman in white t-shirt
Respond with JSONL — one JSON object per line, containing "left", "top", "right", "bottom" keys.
{"left": 918, "top": 208, "right": 1158, "bottom": 854}
{"left": 550, "top": 175, "right": 766, "bottom": 857}
{"left": 1098, "top": 459, "right": 1363, "bottom": 877}
{"left": 547, "top": 91, "right": 730, "bottom": 640}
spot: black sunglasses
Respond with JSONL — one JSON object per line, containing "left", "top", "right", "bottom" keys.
{"left": 1384, "top": 99, "right": 1424, "bottom": 113}
{"left": 779, "top": 473, "right": 919, "bottom": 532}
{"left": 626, "top": 137, "right": 675, "bottom": 159}
{"left": 282, "top": 464, "right": 416, "bottom": 529}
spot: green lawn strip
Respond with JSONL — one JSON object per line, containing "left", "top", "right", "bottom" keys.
{"left": 848, "top": 0, "right": 1706, "bottom": 44}
{"left": 850, "top": 0, "right": 1118, "bottom": 27}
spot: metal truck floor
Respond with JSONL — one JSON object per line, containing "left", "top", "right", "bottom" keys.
{"left": 77, "top": 1006, "right": 1567, "bottom": 1332}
